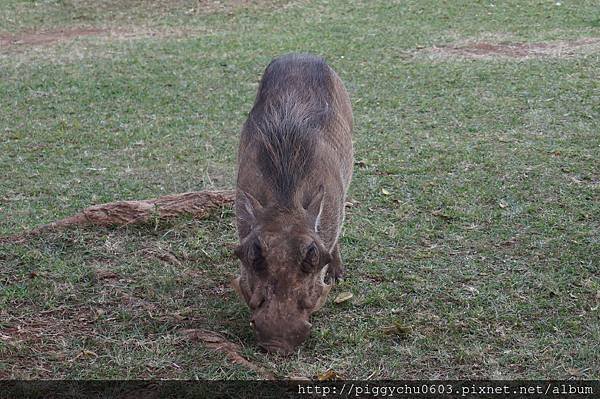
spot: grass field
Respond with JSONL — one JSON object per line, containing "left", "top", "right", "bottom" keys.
{"left": 1, "top": 0, "right": 598, "bottom": 379}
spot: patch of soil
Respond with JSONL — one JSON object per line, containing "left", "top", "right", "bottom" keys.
{"left": 426, "top": 38, "right": 600, "bottom": 59}
{"left": 0, "top": 27, "right": 109, "bottom": 48}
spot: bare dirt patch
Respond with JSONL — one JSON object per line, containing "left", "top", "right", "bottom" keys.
{"left": 0, "top": 27, "right": 109, "bottom": 48}
{"left": 424, "top": 38, "right": 600, "bottom": 59}
{"left": 0, "top": 26, "right": 207, "bottom": 56}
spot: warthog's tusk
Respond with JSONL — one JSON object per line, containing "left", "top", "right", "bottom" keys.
{"left": 231, "top": 276, "right": 243, "bottom": 298}
{"left": 319, "top": 264, "right": 330, "bottom": 286}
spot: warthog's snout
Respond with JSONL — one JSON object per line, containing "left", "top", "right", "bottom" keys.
{"left": 258, "top": 340, "right": 296, "bottom": 356}
{"left": 253, "top": 315, "right": 312, "bottom": 355}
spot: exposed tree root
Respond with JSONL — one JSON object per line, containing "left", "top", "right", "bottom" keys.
{"left": 0, "top": 190, "right": 235, "bottom": 244}
{"left": 182, "top": 328, "right": 276, "bottom": 379}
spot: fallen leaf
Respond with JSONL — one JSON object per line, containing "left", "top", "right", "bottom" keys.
{"left": 464, "top": 285, "right": 479, "bottom": 295}
{"left": 195, "top": 331, "right": 223, "bottom": 343}
{"left": 156, "top": 251, "right": 182, "bottom": 266}
{"left": 288, "top": 376, "right": 311, "bottom": 381}
{"left": 82, "top": 349, "right": 98, "bottom": 358}
{"left": 316, "top": 369, "right": 341, "bottom": 381}
{"left": 334, "top": 291, "right": 353, "bottom": 304}
{"left": 566, "top": 368, "right": 582, "bottom": 377}
{"left": 431, "top": 209, "right": 452, "bottom": 220}
{"left": 381, "top": 321, "right": 412, "bottom": 339}
{"left": 172, "top": 312, "right": 187, "bottom": 321}
{"left": 381, "top": 188, "right": 390, "bottom": 195}
{"left": 96, "top": 270, "right": 119, "bottom": 280}
{"left": 500, "top": 237, "right": 517, "bottom": 247}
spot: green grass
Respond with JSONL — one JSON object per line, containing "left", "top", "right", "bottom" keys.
{"left": 1, "top": 0, "right": 599, "bottom": 379}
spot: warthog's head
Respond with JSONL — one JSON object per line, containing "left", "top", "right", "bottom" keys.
{"left": 232, "top": 188, "right": 333, "bottom": 355}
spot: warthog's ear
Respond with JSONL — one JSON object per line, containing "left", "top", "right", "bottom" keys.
{"left": 238, "top": 190, "right": 263, "bottom": 225}
{"left": 305, "top": 185, "right": 325, "bottom": 232}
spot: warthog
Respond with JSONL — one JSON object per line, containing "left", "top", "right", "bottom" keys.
{"left": 232, "top": 53, "right": 353, "bottom": 355}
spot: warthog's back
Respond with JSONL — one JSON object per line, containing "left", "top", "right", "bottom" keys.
{"left": 236, "top": 53, "right": 353, "bottom": 250}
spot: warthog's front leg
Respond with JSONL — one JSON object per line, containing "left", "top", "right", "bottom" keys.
{"left": 328, "top": 241, "right": 345, "bottom": 283}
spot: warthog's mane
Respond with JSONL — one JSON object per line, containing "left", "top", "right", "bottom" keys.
{"left": 244, "top": 53, "right": 334, "bottom": 208}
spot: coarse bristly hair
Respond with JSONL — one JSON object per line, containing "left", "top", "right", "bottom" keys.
{"left": 244, "top": 53, "right": 334, "bottom": 208}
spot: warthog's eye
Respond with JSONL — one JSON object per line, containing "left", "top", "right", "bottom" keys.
{"left": 233, "top": 245, "right": 244, "bottom": 260}
{"left": 301, "top": 243, "right": 319, "bottom": 273}
{"left": 249, "top": 241, "right": 266, "bottom": 271}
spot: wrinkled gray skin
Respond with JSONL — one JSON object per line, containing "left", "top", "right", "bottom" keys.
{"left": 233, "top": 53, "right": 353, "bottom": 355}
